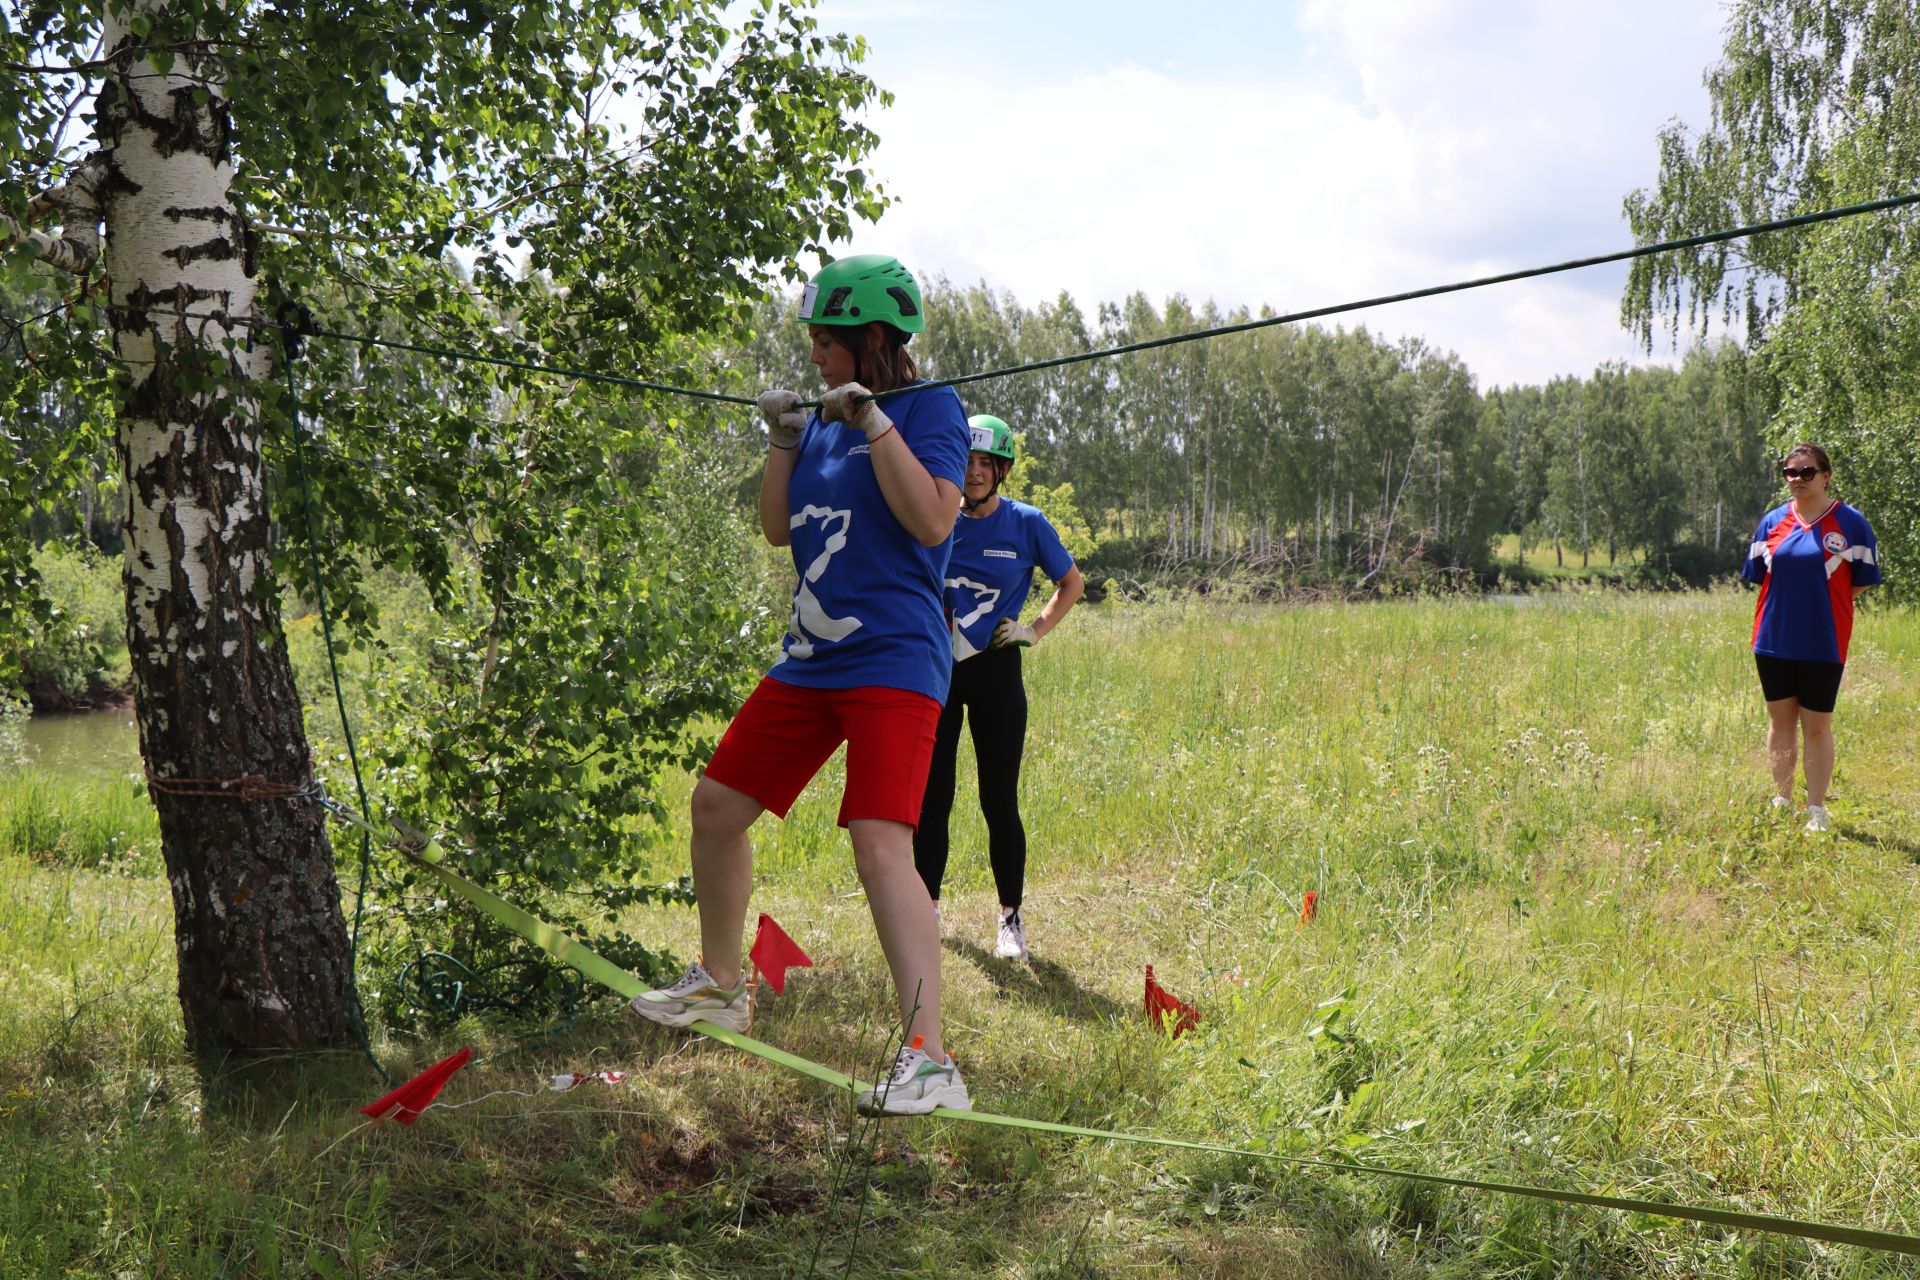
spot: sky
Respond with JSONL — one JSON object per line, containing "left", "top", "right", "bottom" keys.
{"left": 803, "top": 0, "right": 1734, "bottom": 388}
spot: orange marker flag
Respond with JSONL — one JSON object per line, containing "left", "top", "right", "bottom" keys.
{"left": 359, "top": 1047, "right": 472, "bottom": 1125}
{"left": 1299, "top": 890, "right": 1318, "bottom": 926}
{"left": 1143, "top": 965, "right": 1200, "bottom": 1037}
{"left": 748, "top": 913, "right": 812, "bottom": 995}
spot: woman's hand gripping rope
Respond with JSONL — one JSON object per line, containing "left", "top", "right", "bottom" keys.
{"left": 818, "top": 381, "right": 894, "bottom": 443}
{"left": 756, "top": 389, "right": 807, "bottom": 450}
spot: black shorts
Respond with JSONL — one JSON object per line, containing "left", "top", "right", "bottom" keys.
{"left": 1755, "top": 654, "right": 1845, "bottom": 713}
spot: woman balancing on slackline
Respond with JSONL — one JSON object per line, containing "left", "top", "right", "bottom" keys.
{"left": 915, "top": 416, "right": 1083, "bottom": 960}
{"left": 1741, "top": 442, "right": 1881, "bottom": 834}
{"left": 627, "top": 255, "right": 973, "bottom": 1116}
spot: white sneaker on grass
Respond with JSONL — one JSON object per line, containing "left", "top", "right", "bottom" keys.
{"left": 1805, "top": 804, "right": 1833, "bottom": 834}
{"left": 995, "top": 907, "right": 1027, "bottom": 960}
{"left": 1770, "top": 795, "right": 1792, "bottom": 816}
{"left": 625, "top": 961, "right": 750, "bottom": 1034}
{"left": 856, "top": 1036, "right": 970, "bottom": 1116}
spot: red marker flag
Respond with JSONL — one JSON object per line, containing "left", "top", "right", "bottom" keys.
{"left": 1299, "top": 890, "right": 1318, "bottom": 926}
{"left": 748, "top": 913, "right": 812, "bottom": 995}
{"left": 1143, "top": 965, "right": 1200, "bottom": 1037}
{"left": 359, "top": 1047, "right": 472, "bottom": 1125}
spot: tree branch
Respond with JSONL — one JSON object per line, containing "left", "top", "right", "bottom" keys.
{"left": 4, "top": 37, "right": 253, "bottom": 76}
{"left": 3, "top": 157, "right": 107, "bottom": 275}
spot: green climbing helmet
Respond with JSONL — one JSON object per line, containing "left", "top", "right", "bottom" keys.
{"left": 967, "top": 414, "right": 1016, "bottom": 461}
{"left": 797, "top": 254, "right": 924, "bottom": 334}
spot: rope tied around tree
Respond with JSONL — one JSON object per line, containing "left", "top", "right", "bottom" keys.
{"left": 143, "top": 768, "right": 316, "bottom": 802}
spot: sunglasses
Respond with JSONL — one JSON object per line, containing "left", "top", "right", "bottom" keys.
{"left": 1780, "top": 466, "right": 1826, "bottom": 480}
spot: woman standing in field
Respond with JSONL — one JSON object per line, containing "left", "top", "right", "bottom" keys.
{"left": 914, "top": 415, "right": 1084, "bottom": 960}
{"left": 628, "top": 255, "right": 973, "bottom": 1116}
{"left": 1741, "top": 443, "right": 1881, "bottom": 833}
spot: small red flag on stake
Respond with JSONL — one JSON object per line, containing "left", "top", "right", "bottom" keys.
{"left": 359, "top": 1047, "right": 472, "bottom": 1125}
{"left": 1143, "top": 965, "right": 1200, "bottom": 1037}
{"left": 748, "top": 912, "right": 812, "bottom": 996}
{"left": 1299, "top": 890, "right": 1318, "bottom": 926}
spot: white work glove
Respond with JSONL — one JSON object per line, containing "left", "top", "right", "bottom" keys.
{"left": 817, "top": 381, "right": 894, "bottom": 443}
{"left": 990, "top": 618, "right": 1038, "bottom": 649}
{"left": 756, "top": 389, "right": 807, "bottom": 450}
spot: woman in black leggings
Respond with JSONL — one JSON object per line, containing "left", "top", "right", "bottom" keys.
{"left": 915, "top": 415, "right": 1084, "bottom": 958}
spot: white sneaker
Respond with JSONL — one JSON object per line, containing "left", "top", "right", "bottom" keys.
{"left": 994, "top": 908, "right": 1027, "bottom": 960}
{"left": 856, "top": 1036, "right": 970, "bottom": 1116}
{"left": 1805, "top": 804, "right": 1833, "bottom": 834}
{"left": 1770, "top": 795, "right": 1792, "bottom": 815}
{"left": 625, "top": 961, "right": 750, "bottom": 1033}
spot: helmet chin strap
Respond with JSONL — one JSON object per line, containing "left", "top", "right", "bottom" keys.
{"left": 962, "top": 461, "right": 1008, "bottom": 513}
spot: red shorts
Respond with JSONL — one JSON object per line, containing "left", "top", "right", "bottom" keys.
{"left": 704, "top": 678, "right": 942, "bottom": 828}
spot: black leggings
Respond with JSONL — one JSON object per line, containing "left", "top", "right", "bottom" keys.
{"left": 914, "top": 646, "right": 1027, "bottom": 907}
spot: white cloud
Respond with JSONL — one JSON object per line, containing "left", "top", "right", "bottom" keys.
{"left": 818, "top": 1, "right": 1730, "bottom": 386}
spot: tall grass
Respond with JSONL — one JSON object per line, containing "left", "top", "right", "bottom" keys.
{"left": 0, "top": 766, "right": 157, "bottom": 873}
{"left": 3, "top": 590, "right": 1918, "bottom": 1277}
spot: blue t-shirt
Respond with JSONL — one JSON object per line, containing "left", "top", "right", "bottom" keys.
{"left": 945, "top": 498, "right": 1075, "bottom": 661}
{"left": 768, "top": 381, "right": 970, "bottom": 701}
{"left": 1741, "top": 500, "right": 1880, "bottom": 664}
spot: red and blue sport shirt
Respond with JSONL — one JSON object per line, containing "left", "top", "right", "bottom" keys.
{"left": 1741, "top": 500, "right": 1881, "bottom": 664}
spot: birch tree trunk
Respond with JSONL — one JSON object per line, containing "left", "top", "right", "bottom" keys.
{"left": 99, "top": 11, "right": 355, "bottom": 1058}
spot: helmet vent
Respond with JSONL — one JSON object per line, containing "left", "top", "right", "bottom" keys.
{"left": 886, "top": 286, "right": 920, "bottom": 317}
{"left": 821, "top": 286, "right": 854, "bottom": 317}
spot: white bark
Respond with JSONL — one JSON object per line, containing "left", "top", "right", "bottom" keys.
{"left": 94, "top": 3, "right": 353, "bottom": 1055}
{"left": 2, "top": 157, "right": 107, "bottom": 274}
{"left": 102, "top": 9, "right": 267, "bottom": 654}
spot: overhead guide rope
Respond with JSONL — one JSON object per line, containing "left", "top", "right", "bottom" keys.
{"left": 276, "top": 190, "right": 1920, "bottom": 409}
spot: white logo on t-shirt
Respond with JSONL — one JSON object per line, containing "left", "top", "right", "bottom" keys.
{"left": 947, "top": 575, "right": 1001, "bottom": 630}
{"left": 1823, "top": 530, "right": 1848, "bottom": 554}
{"left": 982, "top": 548, "right": 1018, "bottom": 558}
{"left": 945, "top": 575, "right": 1001, "bottom": 662}
{"left": 776, "top": 505, "right": 862, "bottom": 662}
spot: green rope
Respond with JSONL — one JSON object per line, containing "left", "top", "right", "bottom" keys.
{"left": 395, "top": 949, "right": 584, "bottom": 1026}
{"left": 281, "top": 323, "right": 389, "bottom": 1084}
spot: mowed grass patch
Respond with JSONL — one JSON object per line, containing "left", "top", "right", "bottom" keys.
{"left": 4, "top": 590, "right": 1919, "bottom": 1277}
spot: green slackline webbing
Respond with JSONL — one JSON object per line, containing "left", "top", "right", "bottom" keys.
{"left": 275, "top": 190, "right": 1920, "bottom": 413}
{"left": 315, "top": 799, "right": 1920, "bottom": 1259}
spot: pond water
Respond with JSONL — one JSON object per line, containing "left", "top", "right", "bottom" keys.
{"left": 19, "top": 709, "right": 142, "bottom": 779}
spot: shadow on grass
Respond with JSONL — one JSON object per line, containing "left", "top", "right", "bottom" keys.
{"left": 196, "top": 1047, "right": 386, "bottom": 1124}
{"left": 1840, "top": 826, "right": 1920, "bottom": 861}
{"left": 945, "top": 937, "right": 1130, "bottom": 1024}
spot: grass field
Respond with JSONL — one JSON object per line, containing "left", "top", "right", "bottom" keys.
{"left": 4, "top": 589, "right": 1918, "bottom": 1278}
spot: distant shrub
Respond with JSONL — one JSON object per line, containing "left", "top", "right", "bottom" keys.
{"left": 12, "top": 544, "right": 127, "bottom": 709}
{"left": 1631, "top": 541, "right": 1742, "bottom": 590}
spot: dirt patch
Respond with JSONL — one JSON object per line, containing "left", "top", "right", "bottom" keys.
{"left": 1655, "top": 886, "right": 1722, "bottom": 929}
